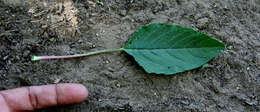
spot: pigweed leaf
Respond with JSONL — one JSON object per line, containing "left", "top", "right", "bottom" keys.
{"left": 123, "top": 23, "right": 225, "bottom": 75}
{"left": 32, "top": 23, "right": 225, "bottom": 75}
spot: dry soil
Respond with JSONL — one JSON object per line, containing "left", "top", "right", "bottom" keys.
{"left": 0, "top": 0, "right": 260, "bottom": 112}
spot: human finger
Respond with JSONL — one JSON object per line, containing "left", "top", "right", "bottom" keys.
{"left": 0, "top": 83, "right": 88, "bottom": 111}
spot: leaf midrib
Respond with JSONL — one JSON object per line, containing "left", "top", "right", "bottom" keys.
{"left": 124, "top": 47, "right": 225, "bottom": 50}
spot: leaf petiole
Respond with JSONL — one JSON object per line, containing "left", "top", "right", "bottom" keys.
{"left": 32, "top": 48, "right": 124, "bottom": 61}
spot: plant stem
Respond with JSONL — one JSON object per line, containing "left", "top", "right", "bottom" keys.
{"left": 32, "top": 48, "right": 124, "bottom": 61}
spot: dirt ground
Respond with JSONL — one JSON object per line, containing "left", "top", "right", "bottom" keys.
{"left": 0, "top": 0, "right": 259, "bottom": 112}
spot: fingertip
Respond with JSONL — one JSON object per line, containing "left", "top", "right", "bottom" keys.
{"left": 57, "top": 83, "right": 88, "bottom": 105}
{"left": 69, "top": 83, "right": 88, "bottom": 100}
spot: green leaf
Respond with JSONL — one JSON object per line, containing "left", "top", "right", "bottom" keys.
{"left": 123, "top": 23, "right": 225, "bottom": 75}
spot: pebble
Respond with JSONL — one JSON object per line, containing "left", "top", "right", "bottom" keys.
{"left": 3, "top": 55, "right": 8, "bottom": 60}
{"left": 181, "top": 100, "right": 190, "bottom": 105}
{"left": 77, "top": 39, "right": 83, "bottom": 43}
{"left": 43, "top": 32, "right": 48, "bottom": 38}
{"left": 42, "top": 25, "right": 48, "bottom": 28}
{"left": 54, "top": 79, "right": 61, "bottom": 83}
{"left": 120, "top": 10, "right": 127, "bottom": 16}
{"left": 256, "top": 53, "right": 260, "bottom": 66}
{"left": 116, "top": 83, "right": 121, "bottom": 87}
{"left": 245, "top": 99, "right": 258, "bottom": 106}
{"left": 91, "top": 44, "right": 96, "bottom": 48}
{"left": 105, "top": 60, "right": 110, "bottom": 64}
{"left": 108, "top": 67, "right": 114, "bottom": 72}
{"left": 197, "top": 18, "right": 209, "bottom": 29}
{"left": 49, "top": 38, "right": 55, "bottom": 42}
{"left": 227, "top": 45, "right": 233, "bottom": 50}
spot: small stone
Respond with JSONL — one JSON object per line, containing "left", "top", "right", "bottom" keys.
{"left": 54, "top": 79, "right": 61, "bottom": 84}
{"left": 181, "top": 100, "right": 190, "bottom": 105}
{"left": 116, "top": 61, "right": 120, "bottom": 65}
{"left": 227, "top": 45, "right": 233, "bottom": 50}
{"left": 213, "top": 4, "right": 217, "bottom": 8}
{"left": 108, "top": 67, "right": 114, "bottom": 72}
{"left": 87, "top": 1, "right": 96, "bottom": 7}
{"left": 197, "top": 18, "right": 209, "bottom": 29}
{"left": 15, "top": 56, "right": 20, "bottom": 60}
{"left": 246, "top": 67, "right": 250, "bottom": 70}
{"left": 77, "top": 39, "right": 83, "bottom": 43}
{"left": 28, "top": 8, "right": 36, "bottom": 14}
{"left": 105, "top": 60, "right": 110, "bottom": 64}
{"left": 8, "top": 60, "right": 12, "bottom": 64}
{"left": 218, "top": 103, "right": 225, "bottom": 108}
{"left": 120, "top": 10, "right": 127, "bottom": 16}
{"left": 49, "top": 38, "right": 55, "bottom": 41}
{"left": 3, "top": 55, "right": 8, "bottom": 60}
{"left": 191, "top": 24, "right": 196, "bottom": 28}
{"left": 43, "top": 32, "right": 48, "bottom": 38}
{"left": 256, "top": 54, "right": 260, "bottom": 66}
{"left": 116, "top": 83, "right": 121, "bottom": 87}
{"left": 76, "top": 29, "right": 81, "bottom": 35}
{"left": 42, "top": 25, "right": 48, "bottom": 29}
{"left": 245, "top": 100, "right": 258, "bottom": 106}
{"left": 89, "top": 18, "right": 96, "bottom": 24}
{"left": 96, "top": 1, "right": 104, "bottom": 6}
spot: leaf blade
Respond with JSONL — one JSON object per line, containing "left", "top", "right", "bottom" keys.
{"left": 124, "top": 23, "right": 225, "bottom": 75}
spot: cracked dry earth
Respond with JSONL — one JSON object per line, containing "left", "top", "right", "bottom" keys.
{"left": 0, "top": 0, "right": 259, "bottom": 112}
